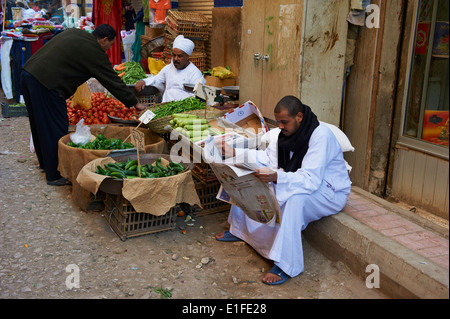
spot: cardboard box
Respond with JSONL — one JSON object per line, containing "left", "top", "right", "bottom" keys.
{"left": 218, "top": 101, "right": 269, "bottom": 149}
{"left": 145, "top": 25, "right": 165, "bottom": 39}
{"left": 205, "top": 75, "right": 236, "bottom": 90}
{"left": 222, "top": 101, "right": 268, "bottom": 133}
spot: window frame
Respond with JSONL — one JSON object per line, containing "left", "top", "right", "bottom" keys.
{"left": 398, "top": 0, "right": 449, "bottom": 160}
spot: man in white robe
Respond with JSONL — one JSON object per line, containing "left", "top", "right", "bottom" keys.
{"left": 215, "top": 96, "right": 352, "bottom": 285}
{"left": 135, "top": 35, "right": 205, "bottom": 102}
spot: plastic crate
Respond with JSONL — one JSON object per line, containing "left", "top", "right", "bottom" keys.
{"left": 137, "top": 93, "right": 161, "bottom": 106}
{"left": 1, "top": 102, "right": 28, "bottom": 118}
{"left": 104, "top": 193, "right": 177, "bottom": 240}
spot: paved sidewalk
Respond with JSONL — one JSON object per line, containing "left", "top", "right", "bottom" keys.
{"left": 344, "top": 188, "right": 448, "bottom": 270}
{"left": 304, "top": 186, "right": 449, "bottom": 299}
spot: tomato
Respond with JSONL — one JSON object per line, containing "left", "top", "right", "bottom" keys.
{"left": 102, "top": 117, "right": 109, "bottom": 124}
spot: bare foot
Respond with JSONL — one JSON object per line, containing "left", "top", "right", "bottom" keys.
{"left": 261, "top": 272, "right": 283, "bottom": 284}
{"left": 261, "top": 265, "right": 289, "bottom": 285}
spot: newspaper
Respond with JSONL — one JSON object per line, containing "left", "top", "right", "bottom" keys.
{"left": 203, "top": 135, "right": 281, "bottom": 224}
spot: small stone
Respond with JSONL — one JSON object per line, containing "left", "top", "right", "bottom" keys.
{"left": 201, "top": 257, "right": 209, "bottom": 265}
{"left": 171, "top": 254, "right": 179, "bottom": 261}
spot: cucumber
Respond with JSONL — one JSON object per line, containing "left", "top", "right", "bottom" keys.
{"left": 191, "top": 136, "right": 204, "bottom": 143}
{"left": 207, "top": 127, "right": 224, "bottom": 136}
{"left": 185, "top": 124, "right": 210, "bottom": 131}
{"left": 181, "top": 119, "right": 208, "bottom": 126}
{"left": 173, "top": 113, "right": 199, "bottom": 118}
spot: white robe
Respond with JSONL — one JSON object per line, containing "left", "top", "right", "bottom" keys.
{"left": 229, "top": 123, "right": 352, "bottom": 278}
{"left": 143, "top": 61, "right": 205, "bottom": 103}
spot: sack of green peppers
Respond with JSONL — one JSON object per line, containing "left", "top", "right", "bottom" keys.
{"left": 96, "top": 157, "right": 186, "bottom": 179}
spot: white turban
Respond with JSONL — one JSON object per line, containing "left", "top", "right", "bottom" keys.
{"left": 173, "top": 35, "right": 195, "bottom": 56}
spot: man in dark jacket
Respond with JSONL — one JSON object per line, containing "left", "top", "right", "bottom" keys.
{"left": 21, "top": 24, "right": 145, "bottom": 186}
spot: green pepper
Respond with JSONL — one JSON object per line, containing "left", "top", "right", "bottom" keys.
{"left": 125, "top": 160, "right": 138, "bottom": 170}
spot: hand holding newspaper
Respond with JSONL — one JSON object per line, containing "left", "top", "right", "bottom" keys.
{"left": 203, "top": 135, "right": 281, "bottom": 224}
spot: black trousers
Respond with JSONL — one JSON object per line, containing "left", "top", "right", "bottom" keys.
{"left": 20, "top": 70, "right": 68, "bottom": 181}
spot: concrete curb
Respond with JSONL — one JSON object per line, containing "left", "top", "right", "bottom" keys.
{"left": 304, "top": 191, "right": 449, "bottom": 299}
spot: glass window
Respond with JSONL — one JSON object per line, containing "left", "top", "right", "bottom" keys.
{"left": 404, "top": 0, "right": 449, "bottom": 148}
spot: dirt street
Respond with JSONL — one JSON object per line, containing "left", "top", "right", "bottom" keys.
{"left": 0, "top": 100, "right": 388, "bottom": 301}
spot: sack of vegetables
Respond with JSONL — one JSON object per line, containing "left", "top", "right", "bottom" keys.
{"left": 58, "top": 126, "right": 167, "bottom": 212}
{"left": 77, "top": 154, "right": 201, "bottom": 216}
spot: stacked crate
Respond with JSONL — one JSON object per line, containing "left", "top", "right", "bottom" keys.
{"left": 162, "top": 10, "right": 209, "bottom": 71}
{"left": 168, "top": 136, "right": 231, "bottom": 217}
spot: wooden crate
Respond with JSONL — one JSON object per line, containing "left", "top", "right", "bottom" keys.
{"left": 166, "top": 10, "right": 210, "bottom": 40}
{"left": 104, "top": 193, "right": 177, "bottom": 240}
{"left": 193, "top": 177, "right": 230, "bottom": 216}
{"left": 168, "top": 138, "right": 216, "bottom": 184}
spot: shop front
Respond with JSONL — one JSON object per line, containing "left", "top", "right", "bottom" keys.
{"left": 389, "top": 0, "right": 448, "bottom": 219}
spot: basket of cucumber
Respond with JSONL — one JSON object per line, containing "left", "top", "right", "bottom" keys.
{"left": 170, "top": 113, "right": 224, "bottom": 143}
{"left": 144, "top": 97, "right": 227, "bottom": 134}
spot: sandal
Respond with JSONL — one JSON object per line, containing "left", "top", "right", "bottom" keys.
{"left": 216, "top": 230, "right": 243, "bottom": 242}
{"left": 47, "top": 177, "right": 72, "bottom": 186}
{"left": 262, "top": 265, "right": 289, "bottom": 285}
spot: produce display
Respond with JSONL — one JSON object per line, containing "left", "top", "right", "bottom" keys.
{"left": 67, "top": 92, "right": 138, "bottom": 125}
{"left": 114, "top": 62, "right": 147, "bottom": 85}
{"left": 96, "top": 157, "right": 186, "bottom": 179}
{"left": 152, "top": 97, "right": 205, "bottom": 119}
{"left": 68, "top": 134, "right": 134, "bottom": 150}
{"left": 170, "top": 114, "right": 223, "bottom": 142}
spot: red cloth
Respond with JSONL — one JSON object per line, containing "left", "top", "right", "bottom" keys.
{"left": 150, "top": 0, "right": 171, "bottom": 24}
{"left": 94, "top": 0, "right": 123, "bottom": 66}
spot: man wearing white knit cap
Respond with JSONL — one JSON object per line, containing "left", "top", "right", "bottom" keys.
{"left": 135, "top": 35, "right": 205, "bottom": 102}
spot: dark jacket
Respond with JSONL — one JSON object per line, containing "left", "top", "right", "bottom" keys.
{"left": 23, "top": 28, "right": 138, "bottom": 108}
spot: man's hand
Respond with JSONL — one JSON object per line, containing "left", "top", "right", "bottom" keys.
{"left": 135, "top": 80, "right": 145, "bottom": 92}
{"left": 254, "top": 167, "right": 277, "bottom": 183}
{"left": 215, "top": 139, "right": 235, "bottom": 159}
{"left": 134, "top": 102, "right": 146, "bottom": 112}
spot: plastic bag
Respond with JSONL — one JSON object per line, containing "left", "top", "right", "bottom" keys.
{"left": 122, "top": 31, "right": 136, "bottom": 62}
{"left": 148, "top": 57, "right": 166, "bottom": 75}
{"left": 70, "top": 119, "right": 92, "bottom": 145}
{"left": 71, "top": 82, "right": 92, "bottom": 110}
{"left": 211, "top": 66, "right": 234, "bottom": 79}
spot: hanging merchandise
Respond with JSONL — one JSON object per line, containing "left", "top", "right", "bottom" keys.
{"left": 94, "top": 0, "right": 123, "bottom": 66}
{"left": 149, "top": 0, "right": 171, "bottom": 24}
{"left": 132, "top": 8, "right": 145, "bottom": 63}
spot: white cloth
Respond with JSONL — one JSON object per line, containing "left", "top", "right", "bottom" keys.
{"left": 173, "top": 35, "right": 194, "bottom": 55}
{"left": 229, "top": 123, "right": 352, "bottom": 278}
{"left": 143, "top": 61, "right": 205, "bottom": 103}
{"left": 1, "top": 38, "right": 14, "bottom": 99}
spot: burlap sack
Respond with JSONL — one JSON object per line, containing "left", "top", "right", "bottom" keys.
{"left": 76, "top": 155, "right": 201, "bottom": 216}
{"left": 58, "top": 125, "right": 167, "bottom": 211}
